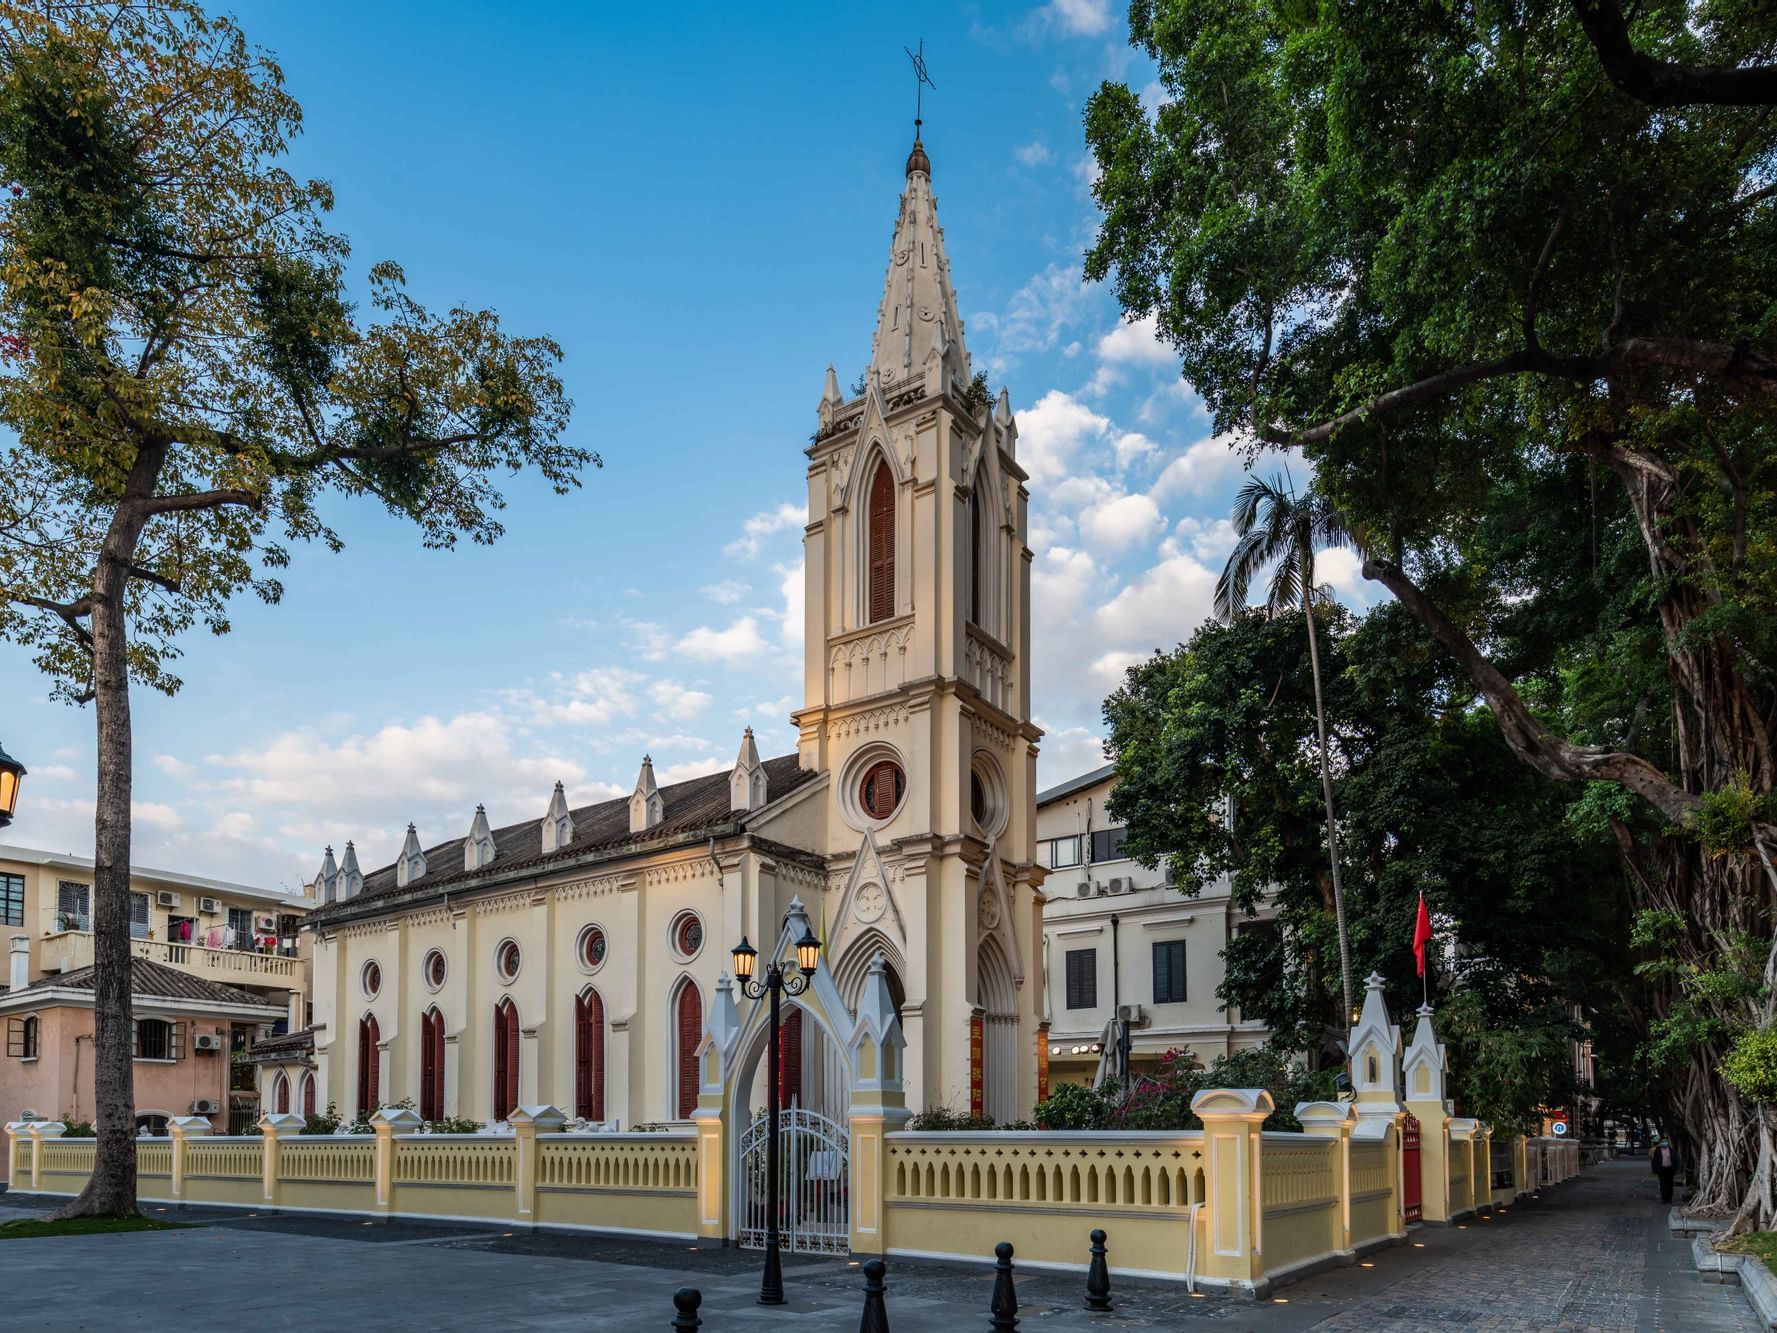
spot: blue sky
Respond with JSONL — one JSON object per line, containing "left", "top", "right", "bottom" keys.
{"left": 1, "top": 0, "right": 1370, "bottom": 887}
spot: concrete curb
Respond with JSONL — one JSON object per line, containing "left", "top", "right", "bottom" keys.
{"left": 1672, "top": 1216, "right": 1777, "bottom": 1329}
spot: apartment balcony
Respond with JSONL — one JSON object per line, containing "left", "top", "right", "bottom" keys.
{"left": 38, "top": 929, "right": 301, "bottom": 992}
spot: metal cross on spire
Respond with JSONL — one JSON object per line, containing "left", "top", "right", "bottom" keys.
{"left": 905, "top": 39, "right": 936, "bottom": 134}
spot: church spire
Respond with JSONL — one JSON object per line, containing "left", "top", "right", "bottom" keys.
{"left": 867, "top": 132, "right": 969, "bottom": 394}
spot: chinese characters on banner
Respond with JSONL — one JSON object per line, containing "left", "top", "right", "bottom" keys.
{"left": 1036, "top": 1031, "right": 1050, "bottom": 1104}
{"left": 969, "top": 1012, "right": 984, "bottom": 1118}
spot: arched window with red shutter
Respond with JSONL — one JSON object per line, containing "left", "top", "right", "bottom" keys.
{"left": 492, "top": 998, "right": 520, "bottom": 1121}
{"left": 673, "top": 980, "right": 703, "bottom": 1120}
{"left": 970, "top": 493, "right": 982, "bottom": 626}
{"left": 301, "top": 1073, "right": 316, "bottom": 1118}
{"left": 780, "top": 1007, "right": 804, "bottom": 1108}
{"left": 575, "top": 988, "right": 605, "bottom": 1121}
{"left": 274, "top": 1072, "right": 290, "bottom": 1115}
{"left": 867, "top": 460, "right": 896, "bottom": 623}
{"left": 419, "top": 1007, "right": 445, "bottom": 1123}
{"left": 357, "top": 1013, "right": 380, "bottom": 1118}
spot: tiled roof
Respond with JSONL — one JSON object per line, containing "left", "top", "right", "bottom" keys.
{"left": 1036, "top": 762, "right": 1115, "bottom": 807}
{"left": 247, "top": 1026, "right": 315, "bottom": 1060}
{"left": 16, "top": 956, "right": 277, "bottom": 1011}
{"left": 309, "top": 754, "right": 817, "bottom": 922}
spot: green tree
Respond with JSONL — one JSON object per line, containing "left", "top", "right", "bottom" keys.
{"left": 1087, "top": 0, "right": 1777, "bottom": 1224}
{"left": 0, "top": 3, "right": 591, "bottom": 1217}
{"left": 1216, "top": 472, "right": 1358, "bottom": 1020}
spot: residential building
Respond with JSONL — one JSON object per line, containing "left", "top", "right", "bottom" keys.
{"left": 0, "top": 951, "right": 284, "bottom": 1179}
{"left": 277, "top": 132, "right": 1047, "bottom": 1130}
{"left": 1038, "top": 763, "right": 1272, "bottom": 1086}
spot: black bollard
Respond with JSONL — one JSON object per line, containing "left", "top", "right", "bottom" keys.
{"left": 859, "top": 1257, "right": 890, "bottom": 1333}
{"left": 1085, "top": 1228, "right": 1112, "bottom": 1311}
{"left": 671, "top": 1286, "right": 702, "bottom": 1332}
{"left": 989, "top": 1240, "right": 1019, "bottom": 1331}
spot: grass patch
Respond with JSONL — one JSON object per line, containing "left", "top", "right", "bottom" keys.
{"left": 1722, "top": 1231, "right": 1777, "bottom": 1271}
{"left": 0, "top": 1214, "right": 190, "bottom": 1240}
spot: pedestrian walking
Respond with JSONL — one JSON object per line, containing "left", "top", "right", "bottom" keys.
{"left": 1650, "top": 1136, "right": 1679, "bottom": 1204}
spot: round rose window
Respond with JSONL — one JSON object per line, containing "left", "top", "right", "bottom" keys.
{"left": 496, "top": 939, "right": 522, "bottom": 982}
{"left": 362, "top": 960, "right": 381, "bottom": 998}
{"left": 673, "top": 912, "right": 703, "bottom": 958}
{"left": 860, "top": 760, "right": 906, "bottom": 820}
{"left": 424, "top": 949, "right": 446, "bottom": 990}
{"left": 581, "top": 926, "right": 607, "bottom": 970}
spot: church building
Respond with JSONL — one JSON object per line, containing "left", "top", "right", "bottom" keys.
{"left": 279, "top": 132, "right": 1048, "bottom": 1131}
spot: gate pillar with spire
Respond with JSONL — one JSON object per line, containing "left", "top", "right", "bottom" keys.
{"left": 1402, "top": 1002, "right": 1453, "bottom": 1223}
{"left": 1348, "top": 973, "right": 1408, "bottom": 1239}
{"left": 847, "top": 952, "right": 911, "bottom": 1257}
{"left": 693, "top": 971, "right": 742, "bottom": 1241}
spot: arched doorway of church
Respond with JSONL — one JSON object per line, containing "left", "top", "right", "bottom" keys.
{"left": 978, "top": 935, "right": 1018, "bottom": 1126}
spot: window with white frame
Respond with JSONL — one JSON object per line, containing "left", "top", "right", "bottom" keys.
{"left": 56, "top": 881, "right": 90, "bottom": 932}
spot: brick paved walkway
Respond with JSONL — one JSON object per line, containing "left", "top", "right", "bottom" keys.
{"left": 0, "top": 1160, "right": 1758, "bottom": 1330}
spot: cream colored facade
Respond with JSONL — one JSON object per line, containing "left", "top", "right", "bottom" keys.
{"left": 0, "top": 842, "right": 311, "bottom": 1003}
{"left": 1037, "top": 766, "right": 1271, "bottom": 1083}
{"left": 294, "top": 135, "right": 1045, "bottom": 1131}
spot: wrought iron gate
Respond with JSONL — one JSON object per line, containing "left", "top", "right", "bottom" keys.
{"left": 1402, "top": 1111, "right": 1423, "bottom": 1224}
{"left": 736, "top": 1105, "right": 849, "bottom": 1255}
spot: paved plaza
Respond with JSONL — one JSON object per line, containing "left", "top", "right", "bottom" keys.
{"left": 0, "top": 1161, "right": 1759, "bottom": 1331}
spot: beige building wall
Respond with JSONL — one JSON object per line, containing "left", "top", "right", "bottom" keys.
{"left": 1038, "top": 768, "right": 1271, "bottom": 1083}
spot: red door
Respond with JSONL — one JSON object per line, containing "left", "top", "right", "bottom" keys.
{"left": 1403, "top": 1111, "right": 1423, "bottom": 1224}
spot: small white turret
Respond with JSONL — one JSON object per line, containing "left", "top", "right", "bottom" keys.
{"left": 541, "top": 781, "right": 574, "bottom": 854}
{"left": 465, "top": 805, "right": 496, "bottom": 872}
{"left": 729, "top": 727, "right": 766, "bottom": 814}
{"left": 338, "top": 842, "right": 363, "bottom": 899}
{"left": 395, "top": 825, "right": 427, "bottom": 888}
{"left": 314, "top": 845, "right": 339, "bottom": 904}
{"left": 629, "top": 755, "right": 663, "bottom": 834}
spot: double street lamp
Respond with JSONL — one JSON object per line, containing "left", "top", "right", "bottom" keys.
{"left": 731, "top": 923, "right": 821, "bottom": 1307}
{"left": 0, "top": 741, "right": 25, "bottom": 830}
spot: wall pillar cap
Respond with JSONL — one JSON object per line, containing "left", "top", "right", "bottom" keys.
{"left": 370, "top": 1106, "right": 424, "bottom": 1132}
{"left": 259, "top": 1111, "right": 306, "bottom": 1134}
{"left": 1191, "top": 1087, "right": 1274, "bottom": 1119}
{"left": 27, "top": 1121, "right": 66, "bottom": 1140}
{"left": 1295, "top": 1100, "right": 1355, "bottom": 1130}
{"left": 507, "top": 1105, "right": 568, "bottom": 1132}
{"left": 169, "top": 1115, "right": 212, "bottom": 1136}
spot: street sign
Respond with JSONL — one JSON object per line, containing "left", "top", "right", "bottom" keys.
{"left": 1552, "top": 1120, "right": 1569, "bottom": 1136}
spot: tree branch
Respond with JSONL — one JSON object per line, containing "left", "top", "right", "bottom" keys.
{"left": 7, "top": 590, "right": 95, "bottom": 649}
{"left": 1571, "top": 0, "right": 1777, "bottom": 107}
{"left": 1360, "top": 555, "right": 1702, "bottom": 826}
{"left": 124, "top": 563, "right": 182, "bottom": 596}
{"left": 139, "top": 488, "right": 261, "bottom": 516}
{"left": 1524, "top": 206, "right": 1569, "bottom": 353}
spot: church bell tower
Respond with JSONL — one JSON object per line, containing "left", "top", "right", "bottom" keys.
{"left": 795, "top": 131, "right": 1045, "bottom": 1121}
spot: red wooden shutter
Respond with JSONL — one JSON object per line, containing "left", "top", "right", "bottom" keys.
{"left": 779, "top": 1008, "right": 803, "bottom": 1108}
{"left": 493, "top": 1000, "right": 519, "bottom": 1121}
{"left": 575, "top": 990, "right": 606, "bottom": 1121}
{"left": 274, "top": 1073, "right": 290, "bottom": 1115}
{"left": 359, "top": 1015, "right": 380, "bottom": 1116}
{"left": 868, "top": 462, "right": 895, "bottom": 623}
{"left": 302, "top": 1073, "right": 316, "bottom": 1118}
{"left": 433, "top": 1013, "right": 447, "bottom": 1123}
{"left": 419, "top": 1009, "right": 444, "bottom": 1122}
{"left": 970, "top": 496, "right": 981, "bottom": 625}
{"left": 675, "top": 984, "right": 703, "bottom": 1119}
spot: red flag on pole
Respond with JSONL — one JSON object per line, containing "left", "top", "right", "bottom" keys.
{"left": 1412, "top": 892, "right": 1434, "bottom": 977}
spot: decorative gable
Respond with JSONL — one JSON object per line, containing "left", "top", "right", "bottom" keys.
{"left": 629, "top": 755, "right": 663, "bottom": 834}
{"left": 1348, "top": 972, "right": 1402, "bottom": 1111}
{"left": 394, "top": 825, "right": 427, "bottom": 889}
{"left": 541, "top": 781, "right": 574, "bottom": 854}
{"left": 337, "top": 842, "right": 363, "bottom": 899}
{"left": 465, "top": 805, "right": 496, "bottom": 872}
{"left": 729, "top": 727, "right": 766, "bottom": 814}
{"left": 1403, "top": 1003, "right": 1449, "bottom": 1108}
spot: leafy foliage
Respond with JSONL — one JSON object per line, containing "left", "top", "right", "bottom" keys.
{"left": 1032, "top": 1047, "right": 1333, "bottom": 1133}
{"left": 1722, "top": 1027, "right": 1777, "bottom": 1105}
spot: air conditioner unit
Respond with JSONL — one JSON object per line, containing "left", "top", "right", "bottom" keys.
{"left": 191, "top": 1098, "right": 221, "bottom": 1116}
{"left": 198, "top": 897, "right": 221, "bottom": 915}
{"left": 254, "top": 914, "right": 275, "bottom": 932}
{"left": 192, "top": 1032, "right": 224, "bottom": 1053}
{"left": 156, "top": 890, "right": 179, "bottom": 909}
{"left": 1117, "top": 1004, "right": 1149, "bottom": 1027}
{"left": 18, "top": 1109, "right": 39, "bottom": 1122}
{"left": 1074, "top": 882, "right": 1092, "bottom": 898}
{"left": 1106, "top": 877, "right": 1128, "bottom": 894}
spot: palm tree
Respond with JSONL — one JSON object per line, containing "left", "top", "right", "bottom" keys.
{"left": 1214, "top": 473, "right": 1358, "bottom": 1025}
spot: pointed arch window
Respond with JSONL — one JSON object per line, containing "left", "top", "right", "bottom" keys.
{"left": 357, "top": 1013, "right": 380, "bottom": 1117}
{"left": 419, "top": 1006, "right": 446, "bottom": 1123}
{"left": 273, "top": 1072, "right": 290, "bottom": 1115}
{"left": 970, "top": 490, "right": 982, "bottom": 626}
{"left": 492, "top": 997, "right": 520, "bottom": 1122}
{"left": 673, "top": 981, "right": 703, "bottom": 1120}
{"left": 301, "top": 1072, "right": 317, "bottom": 1119}
{"left": 867, "top": 460, "right": 896, "bottom": 624}
{"left": 575, "top": 988, "right": 606, "bottom": 1122}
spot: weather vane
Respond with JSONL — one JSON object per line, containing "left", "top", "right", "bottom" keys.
{"left": 905, "top": 39, "right": 935, "bottom": 135}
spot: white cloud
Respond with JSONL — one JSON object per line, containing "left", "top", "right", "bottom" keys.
{"left": 152, "top": 754, "right": 195, "bottom": 779}
{"left": 974, "top": 264, "right": 1098, "bottom": 362}
{"left": 1113, "top": 432, "right": 1160, "bottom": 470}
{"left": 1164, "top": 516, "right": 1238, "bottom": 564}
{"left": 624, "top": 619, "right": 674, "bottom": 661}
{"left": 1014, "top": 140, "right": 1054, "bottom": 168}
{"left": 1096, "top": 313, "right": 1174, "bottom": 368}
{"left": 1078, "top": 492, "right": 1164, "bottom": 554}
{"left": 726, "top": 502, "right": 807, "bottom": 559}
{"left": 701, "top": 579, "right": 749, "bottom": 605}
{"left": 1017, "top": 389, "right": 1110, "bottom": 486}
{"left": 775, "top": 560, "right": 804, "bottom": 651}
{"left": 28, "top": 763, "right": 79, "bottom": 782}
{"left": 1094, "top": 554, "right": 1219, "bottom": 651}
{"left": 649, "top": 680, "right": 713, "bottom": 722}
{"left": 1151, "top": 434, "right": 1246, "bottom": 501}
{"left": 133, "top": 801, "right": 182, "bottom": 829}
{"left": 656, "top": 756, "right": 727, "bottom": 785}
{"left": 1042, "top": 0, "right": 1112, "bottom": 36}
{"left": 676, "top": 616, "right": 769, "bottom": 662}
{"left": 1317, "top": 546, "right": 1377, "bottom": 606}
{"left": 507, "top": 667, "right": 643, "bottom": 729}
{"left": 1035, "top": 724, "right": 1109, "bottom": 788}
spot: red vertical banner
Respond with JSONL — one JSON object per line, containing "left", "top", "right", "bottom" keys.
{"left": 1036, "top": 1031, "right": 1050, "bottom": 1104}
{"left": 969, "top": 1013, "right": 985, "bottom": 1118}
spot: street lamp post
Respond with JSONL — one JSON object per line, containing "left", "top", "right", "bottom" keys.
{"left": 0, "top": 741, "right": 25, "bottom": 830}
{"left": 731, "top": 924, "right": 821, "bottom": 1307}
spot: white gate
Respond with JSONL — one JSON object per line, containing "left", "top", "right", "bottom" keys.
{"left": 736, "top": 1105, "right": 849, "bottom": 1255}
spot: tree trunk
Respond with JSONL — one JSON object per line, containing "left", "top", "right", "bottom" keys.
{"left": 1302, "top": 594, "right": 1355, "bottom": 1023}
{"left": 53, "top": 446, "right": 165, "bottom": 1219}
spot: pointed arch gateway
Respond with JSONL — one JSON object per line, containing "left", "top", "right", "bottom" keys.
{"left": 978, "top": 934, "right": 1019, "bottom": 1126}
